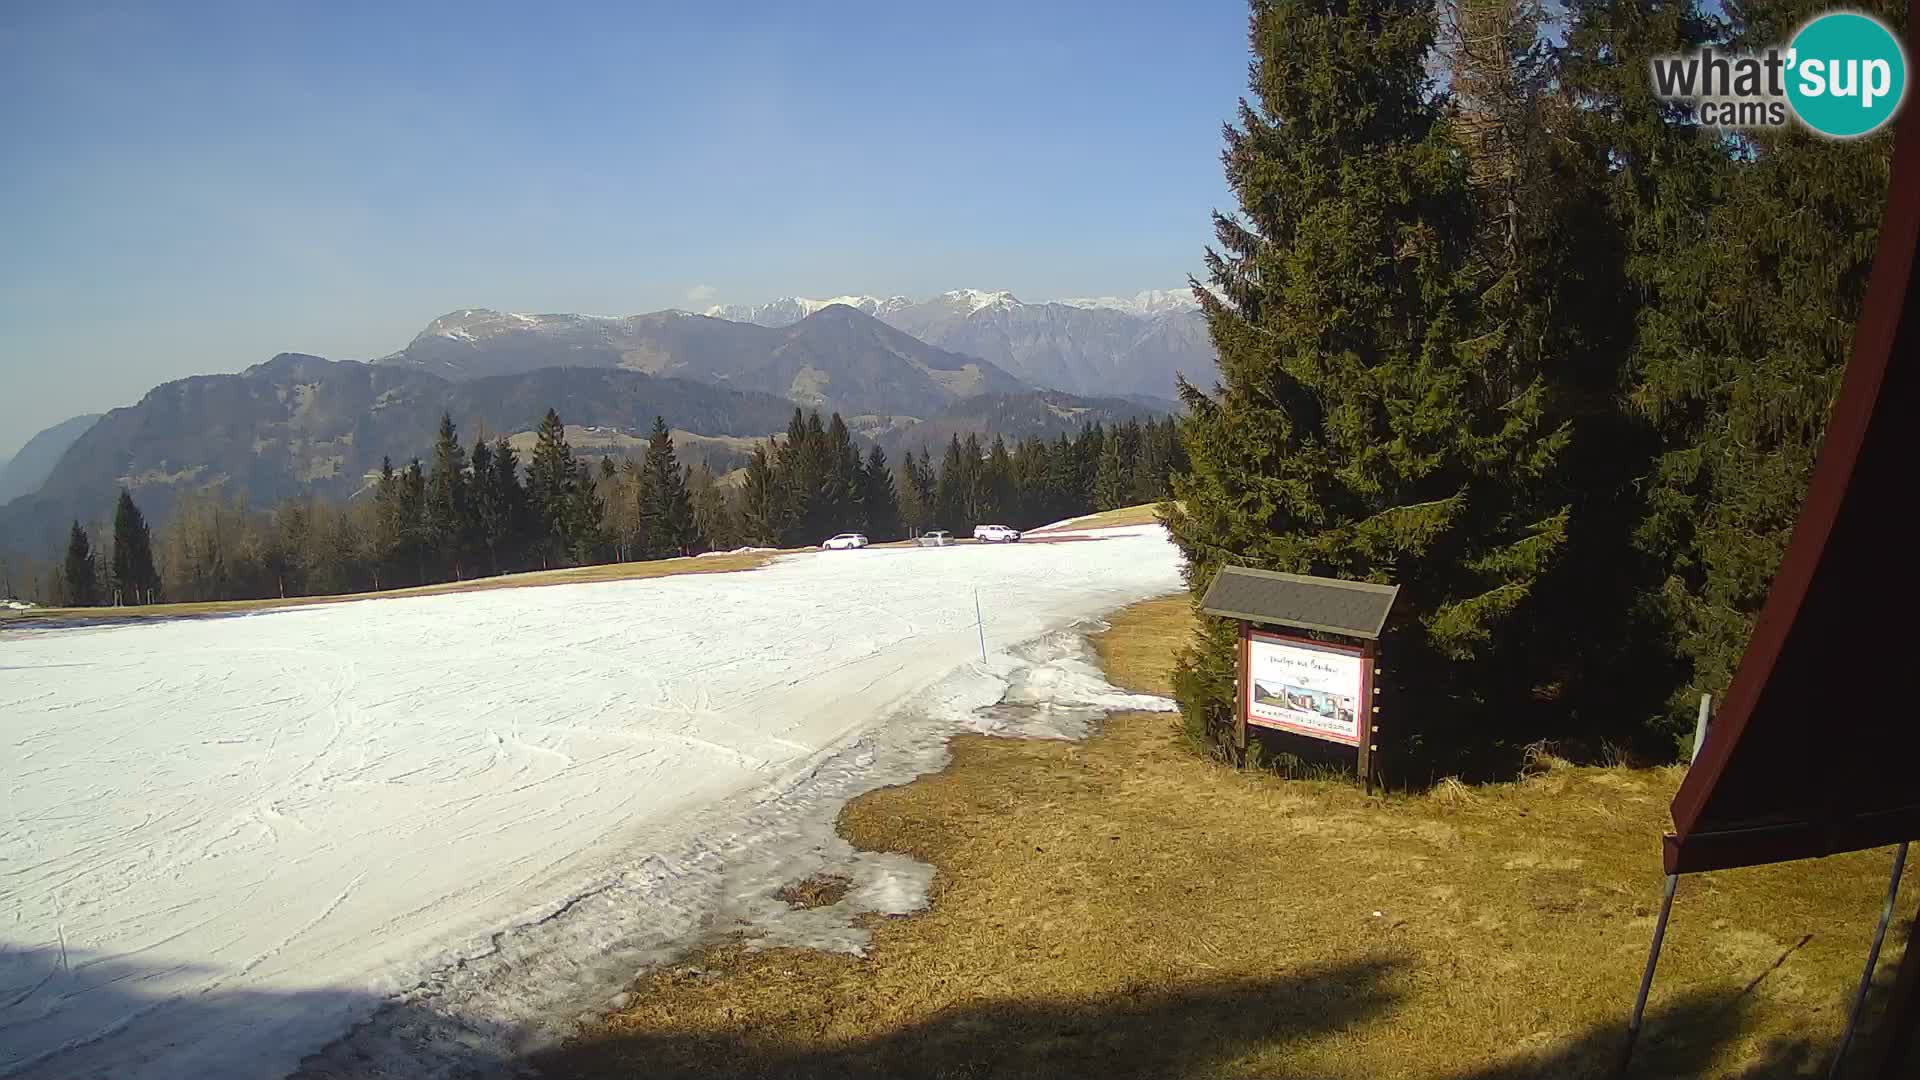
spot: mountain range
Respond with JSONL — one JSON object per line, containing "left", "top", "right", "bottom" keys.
{"left": 0, "top": 359, "right": 803, "bottom": 560}
{"left": 1, "top": 293, "right": 1200, "bottom": 560}
{"left": 377, "top": 304, "right": 1027, "bottom": 418}
{"left": 709, "top": 288, "right": 1216, "bottom": 401}
{"left": 0, "top": 413, "right": 103, "bottom": 504}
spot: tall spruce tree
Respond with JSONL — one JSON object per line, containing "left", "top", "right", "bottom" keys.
{"left": 64, "top": 521, "right": 98, "bottom": 607}
{"left": 862, "top": 445, "right": 902, "bottom": 540}
{"left": 819, "top": 414, "right": 862, "bottom": 536}
{"left": 110, "top": 489, "right": 159, "bottom": 605}
{"left": 743, "top": 442, "right": 784, "bottom": 546}
{"left": 688, "top": 463, "right": 740, "bottom": 551}
{"left": 1166, "top": 0, "right": 1571, "bottom": 775}
{"left": 637, "top": 416, "right": 698, "bottom": 557}
{"left": 528, "top": 409, "right": 580, "bottom": 567}
{"left": 423, "top": 413, "right": 472, "bottom": 580}
{"left": 1625, "top": 0, "right": 1902, "bottom": 721}
{"left": 910, "top": 449, "right": 938, "bottom": 533}
{"left": 1435, "top": 0, "right": 1688, "bottom": 748}
{"left": 1093, "top": 429, "right": 1131, "bottom": 511}
{"left": 935, "top": 436, "right": 968, "bottom": 531}
{"left": 398, "top": 459, "right": 428, "bottom": 584}
{"left": 894, "top": 450, "right": 927, "bottom": 535}
{"left": 562, "top": 457, "right": 607, "bottom": 565}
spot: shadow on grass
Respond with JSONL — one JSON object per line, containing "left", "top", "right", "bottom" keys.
{"left": 538, "top": 958, "right": 1404, "bottom": 1079}
{"left": 540, "top": 948, "right": 1920, "bottom": 1080}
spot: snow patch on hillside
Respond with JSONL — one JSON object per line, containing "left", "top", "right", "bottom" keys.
{"left": 3, "top": 527, "right": 1182, "bottom": 1079}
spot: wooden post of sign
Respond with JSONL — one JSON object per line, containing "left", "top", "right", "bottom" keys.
{"left": 1234, "top": 622, "right": 1250, "bottom": 758}
{"left": 1359, "top": 640, "right": 1378, "bottom": 795}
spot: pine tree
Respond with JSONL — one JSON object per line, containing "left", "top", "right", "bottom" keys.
{"left": 935, "top": 436, "right": 967, "bottom": 532}
{"left": 1626, "top": 0, "right": 1902, "bottom": 720}
{"left": 562, "top": 457, "right": 607, "bottom": 565}
{"left": 981, "top": 436, "right": 1014, "bottom": 523}
{"left": 528, "top": 409, "right": 579, "bottom": 567}
{"left": 423, "top": 413, "right": 472, "bottom": 581}
{"left": 910, "top": 448, "right": 938, "bottom": 532}
{"left": 63, "top": 521, "right": 98, "bottom": 607}
{"left": 820, "top": 413, "right": 861, "bottom": 536}
{"left": 468, "top": 438, "right": 499, "bottom": 574}
{"left": 959, "top": 433, "right": 987, "bottom": 526}
{"left": 398, "top": 459, "right": 428, "bottom": 584}
{"left": 862, "top": 445, "right": 902, "bottom": 540}
{"left": 1093, "top": 429, "right": 1131, "bottom": 511}
{"left": 372, "top": 457, "right": 404, "bottom": 586}
{"left": 109, "top": 489, "right": 159, "bottom": 605}
{"left": 1443, "top": 0, "right": 1702, "bottom": 749}
{"left": 1165, "top": 0, "right": 1571, "bottom": 774}
{"left": 688, "top": 463, "right": 740, "bottom": 551}
{"left": 772, "top": 410, "right": 825, "bottom": 546}
{"left": 1071, "top": 424, "right": 1104, "bottom": 508}
{"left": 741, "top": 442, "right": 783, "bottom": 546}
{"left": 637, "top": 416, "right": 698, "bottom": 557}
{"left": 472, "top": 437, "right": 527, "bottom": 575}
{"left": 894, "top": 450, "right": 926, "bottom": 535}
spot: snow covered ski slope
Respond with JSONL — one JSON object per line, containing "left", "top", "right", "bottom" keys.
{"left": 1, "top": 526, "right": 1182, "bottom": 1078}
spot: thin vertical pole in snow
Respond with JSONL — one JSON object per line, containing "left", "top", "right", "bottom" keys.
{"left": 975, "top": 589, "right": 987, "bottom": 663}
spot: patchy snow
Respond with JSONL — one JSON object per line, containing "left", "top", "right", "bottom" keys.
{"left": 694, "top": 545, "right": 779, "bottom": 558}
{"left": 1, "top": 527, "right": 1182, "bottom": 1079}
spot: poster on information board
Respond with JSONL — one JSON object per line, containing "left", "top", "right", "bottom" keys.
{"left": 1242, "top": 628, "right": 1367, "bottom": 747}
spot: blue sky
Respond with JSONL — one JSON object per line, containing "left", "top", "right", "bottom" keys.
{"left": 0, "top": 0, "right": 1247, "bottom": 457}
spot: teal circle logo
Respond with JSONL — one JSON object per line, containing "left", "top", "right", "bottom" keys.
{"left": 1786, "top": 12, "right": 1908, "bottom": 138}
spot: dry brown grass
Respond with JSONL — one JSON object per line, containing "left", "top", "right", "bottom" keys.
{"left": 774, "top": 874, "right": 854, "bottom": 910}
{"left": 0, "top": 552, "right": 777, "bottom": 627}
{"left": 1030, "top": 502, "right": 1169, "bottom": 533}
{"left": 542, "top": 598, "right": 1917, "bottom": 1080}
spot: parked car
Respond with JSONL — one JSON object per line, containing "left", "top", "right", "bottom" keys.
{"left": 915, "top": 531, "right": 955, "bottom": 547}
{"left": 972, "top": 524, "right": 1022, "bottom": 543}
{"left": 821, "top": 533, "right": 869, "bottom": 550}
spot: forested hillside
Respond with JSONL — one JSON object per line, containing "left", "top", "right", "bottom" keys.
{"left": 27, "top": 408, "right": 1177, "bottom": 606}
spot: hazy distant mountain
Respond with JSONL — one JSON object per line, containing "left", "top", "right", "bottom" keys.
{"left": 379, "top": 305, "right": 1025, "bottom": 417}
{"left": 1, "top": 297, "right": 1184, "bottom": 561}
{"left": 707, "top": 288, "right": 1217, "bottom": 400}
{"left": 0, "top": 356, "right": 797, "bottom": 559}
{"left": 705, "top": 294, "right": 913, "bottom": 325}
{"left": 0, "top": 414, "right": 103, "bottom": 503}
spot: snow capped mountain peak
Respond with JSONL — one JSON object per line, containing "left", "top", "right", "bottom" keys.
{"left": 1052, "top": 289, "right": 1201, "bottom": 317}
{"left": 938, "top": 288, "right": 1022, "bottom": 314}
{"left": 704, "top": 295, "right": 912, "bottom": 326}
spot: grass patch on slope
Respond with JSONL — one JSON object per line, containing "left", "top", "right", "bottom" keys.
{"left": 542, "top": 598, "right": 1915, "bottom": 1080}
{"left": 1031, "top": 502, "right": 1168, "bottom": 532}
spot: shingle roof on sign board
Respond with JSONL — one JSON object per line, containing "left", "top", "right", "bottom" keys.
{"left": 1198, "top": 565, "right": 1399, "bottom": 640}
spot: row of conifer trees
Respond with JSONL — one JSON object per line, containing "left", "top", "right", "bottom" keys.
{"left": 43, "top": 407, "right": 1178, "bottom": 606}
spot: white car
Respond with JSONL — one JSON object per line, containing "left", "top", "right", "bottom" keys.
{"left": 972, "top": 524, "right": 1022, "bottom": 543}
{"left": 915, "top": 530, "right": 955, "bottom": 547}
{"left": 821, "top": 532, "right": 869, "bottom": 550}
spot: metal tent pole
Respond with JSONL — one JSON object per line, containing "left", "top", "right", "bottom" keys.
{"left": 1830, "top": 841, "right": 1911, "bottom": 1079}
{"left": 1618, "top": 873, "right": 1681, "bottom": 1077}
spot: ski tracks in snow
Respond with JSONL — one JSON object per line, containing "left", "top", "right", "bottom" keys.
{"left": 0, "top": 527, "right": 1182, "bottom": 1078}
